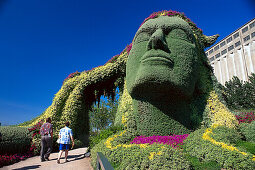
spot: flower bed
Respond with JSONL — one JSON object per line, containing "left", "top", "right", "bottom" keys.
{"left": 130, "top": 134, "right": 189, "bottom": 148}
{"left": 28, "top": 120, "right": 44, "bottom": 154}
{"left": 236, "top": 112, "right": 255, "bottom": 124}
{"left": 0, "top": 152, "right": 33, "bottom": 168}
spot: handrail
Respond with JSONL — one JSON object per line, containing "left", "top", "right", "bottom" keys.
{"left": 97, "top": 152, "right": 114, "bottom": 170}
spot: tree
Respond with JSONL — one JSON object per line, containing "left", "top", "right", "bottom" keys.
{"left": 220, "top": 74, "right": 255, "bottom": 110}
{"left": 89, "top": 91, "right": 119, "bottom": 133}
{"left": 244, "top": 73, "right": 255, "bottom": 108}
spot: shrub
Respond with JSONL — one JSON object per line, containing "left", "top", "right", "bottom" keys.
{"left": 236, "top": 112, "right": 255, "bottom": 124}
{"left": 0, "top": 126, "right": 31, "bottom": 154}
{"left": 89, "top": 126, "right": 123, "bottom": 149}
{"left": 185, "top": 154, "right": 221, "bottom": 170}
{"left": 236, "top": 141, "right": 255, "bottom": 155}
{"left": 28, "top": 120, "right": 44, "bottom": 155}
{"left": 210, "top": 125, "right": 242, "bottom": 144}
{"left": 220, "top": 74, "right": 255, "bottom": 110}
{"left": 72, "top": 139, "right": 84, "bottom": 149}
{"left": 184, "top": 127, "right": 255, "bottom": 169}
{"left": 91, "top": 136, "right": 191, "bottom": 170}
{"left": 239, "top": 122, "right": 255, "bottom": 142}
{"left": 119, "top": 144, "right": 191, "bottom": 170}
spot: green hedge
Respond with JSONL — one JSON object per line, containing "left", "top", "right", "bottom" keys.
{"left": 184, "top": 127, "right": 255, "bottom": 169}
{"left": 240, "top": 122, "right": 255, "bottom": 142}
{"left": 0, "top": 126, "right": 31, "bottom": 154}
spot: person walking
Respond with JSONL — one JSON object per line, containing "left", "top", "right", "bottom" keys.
{"left": 40, "top": 117, "right": 53, "bottom": 162}
{"left": 57, "top": 121, "right": 74, "bottom": 164}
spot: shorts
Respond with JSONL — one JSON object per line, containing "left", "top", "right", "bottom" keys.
{"left": 59, "top": 144, "right": 70, "bottom": 150}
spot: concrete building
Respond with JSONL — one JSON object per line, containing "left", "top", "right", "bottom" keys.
{"left": 205, "top": 18, "right": 255, "bottom": 85}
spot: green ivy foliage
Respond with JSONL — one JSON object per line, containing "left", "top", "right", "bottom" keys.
{"left": 240, "top": 122, "right": 255, "bottom": 142}
{"left": 184, "top": 127, "right": 255, "bottom": 169}
{"left": 0, "top": 126, "right": 31, "bottom": 154}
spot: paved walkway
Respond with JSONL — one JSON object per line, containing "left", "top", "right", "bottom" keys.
{"left": 1, "top": 147, "right": 93, "bottom": 170}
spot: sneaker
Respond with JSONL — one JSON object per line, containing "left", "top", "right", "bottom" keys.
{"left": 64, "top": 159, "right": 69, "bottom": 163}
{"left": 45, "top": 157, "right": 50, "bottom": 161}
{"left": 57, "top": 159, "right": 60, "bottom": 164}
{"left": 41, "top": 159, "right": 46, "bottom": 162}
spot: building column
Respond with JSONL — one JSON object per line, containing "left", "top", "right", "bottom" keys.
{"left": 244, "top": 44, "right": 254, "bottom": 74}
{"left": 237, "top": 49, "right": 246, "bottom": 81}
{"left": 224, "top": 56, "right": 229, "bottom": 82}
{"left": 218, "top": 59, "right": 223, "bottom": 84}
{"left": 230, "top": 53, "right": 237, "bottom": 77}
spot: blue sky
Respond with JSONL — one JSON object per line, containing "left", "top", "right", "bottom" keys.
{"left": 0, "top": 0, "right": 254, "bottom": 125}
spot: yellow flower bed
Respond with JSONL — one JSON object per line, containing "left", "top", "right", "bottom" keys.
{"left": 116, "top": 81, "right": 133, "bottom": 127}
{"left": 206, "top": 91, "right": 238, "bottom": 128}
{"left": 104, "top": 130, "right": 149, "bottom": 150}
{"left": 202, "top": 124, "right": 255, "bottom": 161}
{"left": 148, "top": 151, "right": 162, "bottom": 160}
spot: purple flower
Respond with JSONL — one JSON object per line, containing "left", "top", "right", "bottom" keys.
{"left": 130, "top": 134, "right": 189, "bottom": 148}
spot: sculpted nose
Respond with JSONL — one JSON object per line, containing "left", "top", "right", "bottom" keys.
{"left": 147, "top": 28, "right": 169, "bottom": 53}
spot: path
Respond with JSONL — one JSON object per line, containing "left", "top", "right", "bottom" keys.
{"left": 1, "top": 147, "right": 93, "bottom": 170}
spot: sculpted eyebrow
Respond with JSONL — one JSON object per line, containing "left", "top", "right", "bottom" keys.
{"left": 134, "top": 23, "right": 193, "bottom": 41}
{"left": 134, "top": 27, "right": 155, "bottom": 40}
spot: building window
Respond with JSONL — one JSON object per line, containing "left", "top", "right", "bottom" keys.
{"left": 243, "top": 35, "right": 250, "bottom": 42}
{"left": 209, "top": 56, "right": 215, "bottom": 62}
{"left": 209, "top": 49, "right": 214, "bottom": 54}
{"left": 242, "top": 26, "right": 248, "bottom": 33}
{"left": 215, "top": 53, "right": 220, "bottom": 58}
{"left": 252, "top": 32, "right": 255, "bottom": 38}
{"left": 233, "top": 32, "right": 239, "bottom": 39}
{"left": 250, "top": 21, "right": 255, "bottom": 29}
{"left": 221, "top": 49, "right": 227, "bottom": 55}
{"left": 214, "top": 45, "right": 219, "bottom": 51}
{"left": 228, "top": 45, "right": 234, "bottom": 51}
{"left": 227, "top": 37, "right": 233, "bottom": 43}
{"left": 235, "top": 41, "right": 241, "bottom": 47}
{"left": 205, "top": 52, "right": 208, "bottom": 56}
{"left": 220, "top": 41, "right": 226, "bottom": 47}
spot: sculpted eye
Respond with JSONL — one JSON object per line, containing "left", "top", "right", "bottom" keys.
{"left": 167, "top": 29, "right": 193, "bottom": 43}
{"left": 134, "top": 32, "right": 150, "bottom": 44}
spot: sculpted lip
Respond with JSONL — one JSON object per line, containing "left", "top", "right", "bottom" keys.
{"left": 141, "top": 50, "right": 174, "bottom": 65}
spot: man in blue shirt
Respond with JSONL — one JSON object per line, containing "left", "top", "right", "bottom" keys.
{"left": 57, "top": 121, "right": 74, "bottom": 163}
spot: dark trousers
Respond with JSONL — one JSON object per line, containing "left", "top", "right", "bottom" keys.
{"left": 40, "top": 136, "right": 52, "bottom": 160}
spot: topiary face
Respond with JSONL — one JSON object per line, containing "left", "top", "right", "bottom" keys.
{"left": 127, "top": 16, "right": 200, "bottom": 101}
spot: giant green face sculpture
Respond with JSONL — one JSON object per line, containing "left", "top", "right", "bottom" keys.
{"left": 127, "top": 16, "right": 200, "bottom": 101}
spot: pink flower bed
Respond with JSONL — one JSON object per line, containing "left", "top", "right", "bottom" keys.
{"left": 130, "top": 134, "right": 189, "bottom": 148}
{"left": 0, "top": 153, "right": 33, "bottom": 168}
{"left": 28, "top": 120, "right": 44, "bottom": 154}
{"left": 236, "top": 112, "right": 255, "bottom": 123}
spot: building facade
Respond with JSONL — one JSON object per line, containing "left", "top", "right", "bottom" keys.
{"left": 205, "top": 18, "right": 255, "bottom": 85}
